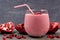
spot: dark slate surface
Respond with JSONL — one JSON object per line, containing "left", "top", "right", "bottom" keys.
{"left": 0, "top": 0, "right": 60, "bottom": 24}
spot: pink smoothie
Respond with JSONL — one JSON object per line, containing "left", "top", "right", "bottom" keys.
{"left": 24, "top": 13, "right": 50, "bottom": 37}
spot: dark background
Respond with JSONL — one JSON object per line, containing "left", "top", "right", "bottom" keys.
{"left": 0, "top": 0, "right": 60, "bottom": 25}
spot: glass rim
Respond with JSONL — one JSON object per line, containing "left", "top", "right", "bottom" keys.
{"left": 26, "top": 9, "right": 48, "bottom": 14}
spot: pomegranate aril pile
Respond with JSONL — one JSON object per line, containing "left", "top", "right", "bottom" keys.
{"left": 15, "top": 23, "right": 26, "bottom": 34}
{"left": 0, "top": 22, "right": 15, "bottom": 33}
{"left": 47, "top": 22, "right": 59, "bottom": 34}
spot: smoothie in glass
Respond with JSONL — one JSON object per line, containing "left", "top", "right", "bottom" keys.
{"left": 24, "top": 10, "right": 50, "bottom": 37}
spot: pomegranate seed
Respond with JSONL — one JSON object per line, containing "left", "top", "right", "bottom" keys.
{"left": 3, "top": 36, "right": 6, "bottom": 40}
{"left": 13, "top": 34, "right": 17, "bottom": 37}
{"left": 34, "top": 11, "right": 41, "bottom": 15}
{"left": 7, "top": 35, "right": 13, "bottom": 39}
{"left": 22, "top": 35, "right": 26, "bottom": 39}
{"left": 9, "top": 36, "right": 13, "bottom": 39}
{"left": 3, "top": 34, "right": 7, "bottom": 36}
{"left": 47, "top": 34, "right": 54, "bottom": 39}
{"left": 55, "top": 36, "right": 60, "bottom": 38}
{"left": 9, "top": 34, "right": 15, "bottom": 37}
{"left": 6, "top": 36, "right": 9, "bottom": 38}
{"left": 16, "top": 35, "right": 21, "bottom": 39}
